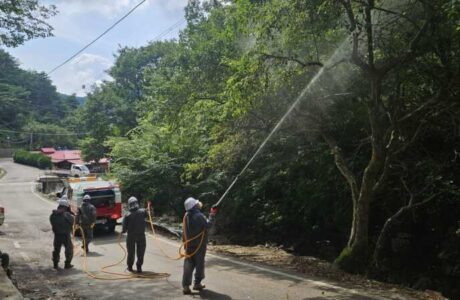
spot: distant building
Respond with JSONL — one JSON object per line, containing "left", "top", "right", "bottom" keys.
{"left": 40, "top": 148, "right": 109, "bottom": 172}
{"left": 41, "top": 147, "right": 56, "bottom": 155}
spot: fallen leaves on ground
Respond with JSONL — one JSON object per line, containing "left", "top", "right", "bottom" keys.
{"left": 208, "top": 244, "right": 447, "bottom": 300}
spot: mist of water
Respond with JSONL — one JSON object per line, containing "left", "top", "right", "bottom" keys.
{"left": 214, "top": 39, "right": 350, "bottom": 206}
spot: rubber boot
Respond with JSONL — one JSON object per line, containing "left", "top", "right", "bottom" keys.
{"left": 127, "top": 266, "right": 134, "bottom": 272}
{"left": 136, "top": 265, "right": 142, "bottom": 273}
{"left": 64, "top": 263, "right": 73, "bottom": 269}
{"left": 183, "top": 286, "right": 192, "bottom": 295}
{"left": 193, "top": 283, "right": 206, "bottom": 291}
{"left": 53, "top": 262, "right": 59, "bottom": 269}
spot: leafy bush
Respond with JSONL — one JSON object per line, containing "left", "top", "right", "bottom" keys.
{"left": 13, "top": 150, "right": 52, "bottom": 169}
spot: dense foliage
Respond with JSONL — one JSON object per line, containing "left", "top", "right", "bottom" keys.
{"left": 77, "top": 1, "right": 460, "bottom": 296}
{"left": 0, "top": 1, "right": 77, "bottom": 150}
{"left": 0, "top": 0, "right": 56, "bottom": 47}
{"left": 0, "top": 50, "right": 79, "bottom": 149}
{"left": 3, "top": 0, "right": 458, "bottom": 297}
{"left": 13, "top": 149, "right": 52, "bottom": 169}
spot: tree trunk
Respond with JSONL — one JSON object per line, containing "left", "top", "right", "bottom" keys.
{"left": 346, "top": 76, "right": 386, "bottom": 263}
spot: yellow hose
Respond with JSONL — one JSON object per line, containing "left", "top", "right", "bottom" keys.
{"left": 146, "top": 203, "right": 205, "bottom": 260}
{"left": 72, "top": 223, "right": 170, "bottom": 280}
{"left": 70, "top": 202, "right": 206, "bottom": 281}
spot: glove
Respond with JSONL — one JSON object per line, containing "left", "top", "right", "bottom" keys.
{"left": 210, "top": 205, "right": 218, "bottom": 215}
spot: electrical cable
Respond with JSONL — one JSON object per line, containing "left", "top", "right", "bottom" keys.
{"left": 47, "top": 3, "right": 186, "bottom": 76}
{"left": 0, "top": 128, "right": 86, "bottom": 136}
{"left": 47, "top": 0, "right": 148, "bottom": 75}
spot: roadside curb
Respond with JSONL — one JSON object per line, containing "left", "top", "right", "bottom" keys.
{"left": 0, "top": 268, "right": 23, "bottom": 300}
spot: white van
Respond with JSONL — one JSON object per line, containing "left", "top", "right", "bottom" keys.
{"left": 70, "top": 164, "right": 90, "bottom": 177}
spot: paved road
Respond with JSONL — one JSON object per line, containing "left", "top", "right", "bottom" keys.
{"left": 0, "top": 159, "right": 406, "bottom": 300}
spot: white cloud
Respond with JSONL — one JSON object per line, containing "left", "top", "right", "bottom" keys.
{"left": 45, "top": 0, "right": 188, "bottom": 45}
{"left": 50, "top": 53, "right": 113, "bottom": 96}
{"left": 50, "top": 0, "right": 187, "bottom": 17}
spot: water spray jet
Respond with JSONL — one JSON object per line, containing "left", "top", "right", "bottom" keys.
{"left": 213, "top": 39, "right": 352, "bottom": 208}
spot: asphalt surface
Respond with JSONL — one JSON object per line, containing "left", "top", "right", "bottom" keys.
{"left": 0, "top": 158, "right": 400, "bottom": 300}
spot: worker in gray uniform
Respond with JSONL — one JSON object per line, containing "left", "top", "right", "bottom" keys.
{"left": 182, "top": 197, "right": 218, "bottom": 294}
{"left": 122, "top": 196, "right": 149, "bottom": 273}
{"left": 76, "top": 194, "right": 97, "bottom": 253}
{"left": 50, "top": 197, "right": 74, "bottom": 269}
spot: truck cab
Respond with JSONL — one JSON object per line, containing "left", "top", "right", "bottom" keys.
{"left": 60, "top": 176, "right": 121, "bottom": 233}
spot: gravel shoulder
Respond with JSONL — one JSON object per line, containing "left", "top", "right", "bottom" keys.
{"left": 207, "top": 243, "right": 448, "bottom": 300}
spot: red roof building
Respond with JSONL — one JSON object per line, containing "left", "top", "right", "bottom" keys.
{"left": 48, "top": 150, "right": 84, "bottom": 165}
{"left": 40, "top": 147, "right": 56, "bottom": 155}
{"left": 40, "top": 148, "right": 109, "bottom": 171}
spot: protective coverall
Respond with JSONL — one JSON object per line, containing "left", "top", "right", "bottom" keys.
{"left": 76, "top": 202, "right": 96, "bottom": 252}
{"left": 50, "top": 206, "right": 74, "bottom": 268}
{"left": 122, "top": 207, "right": 148, "bottom": 272}
{"left": 182, "top": 207, "right": 215, "bottom": 289}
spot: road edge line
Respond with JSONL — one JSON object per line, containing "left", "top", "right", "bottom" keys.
{"left": 30, "top": 184, "right": 55, "bottom": 207}
{"left": 148, "top": 233, "right": 394, "bottom": 300}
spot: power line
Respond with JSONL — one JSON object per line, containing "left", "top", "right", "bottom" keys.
{"left": 47, "top": 0, "right": 148, "bottom": 75}
{"left": 152, "top": 19, "right": 186, "bottom": 41}
{"left": 0, "top": 128, "right": 86, "bottom": 136}
{"left": 12, "top": 3, "right": 186, "bottom": 113}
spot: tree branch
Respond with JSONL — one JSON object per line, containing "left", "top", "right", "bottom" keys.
{"left": 189, "top": 94, "right": 224, "bottom": 104}
{"left": 353, "top": 0, "right": 420, "bottom": 29}
{"left": 400, "top": 177, "right": 414, "bottom": 206}
{"left": 364, "top": 0, "right": 375, "bottom": 69}
{"left": 321, "top": 130, "right": 360, "bottom": 202}
{"left": 258, "top": 52, "right": 323, "bottom": 68}
{"left": 394, "top": 121, "right": 425, "bottom": 155}
{"left": 380, "top": 13, "right": 431, "bottom": 76}
{"left": 338, "top": 0, "right": 371, "bottom": 72}
{"left": 373, "top": 129, "right": 397, "bottom": 194}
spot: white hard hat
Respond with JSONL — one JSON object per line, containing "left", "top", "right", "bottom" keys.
{"left": 128, "top": 196, "right": 139, "bottom": 209}
{"left": 58, "top": 198, "right": 70, "bottom": 207}
{"left": 83, "top": 194, "right": 91, "bottom": 202}
{"left": 184, "top": 197, "right": 199, "bottom": 211}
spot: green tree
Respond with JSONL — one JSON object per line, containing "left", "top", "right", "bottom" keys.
{"left": 21, "top": 121, "right": 76, "bottom": 149}
{"left": 80, "top": 84, "right": 130, "bottom": 162}
{"left": 0, "top": 0, "right": 56, "bottom": 47}
{"left": 93, "top": 1, "right": 460, "bottom": 296}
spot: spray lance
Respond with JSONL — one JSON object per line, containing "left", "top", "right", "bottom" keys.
{"left": 209, "top": 35, "right": 354, "bottom": 210}
{"left": 210, "top": 76, "right": 352, "bottom": 209}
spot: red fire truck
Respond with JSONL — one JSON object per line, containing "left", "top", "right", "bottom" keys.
{"left": 59, "top": 176, "right": 122, "bottom": 233}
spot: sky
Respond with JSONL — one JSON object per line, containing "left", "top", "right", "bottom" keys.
{"left": 7, "top": 0, "right": 188, "bottom": 96}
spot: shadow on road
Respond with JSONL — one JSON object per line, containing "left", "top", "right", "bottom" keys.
{"left": 199, "top": 289, "right": 233, "bottom": 299}
{"left": 84, "top": 251, "right": 104, "bottom": 257}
